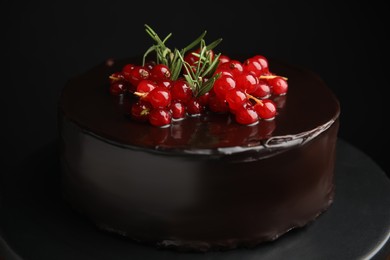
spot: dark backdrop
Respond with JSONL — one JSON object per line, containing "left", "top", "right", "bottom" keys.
{"left": 1, "top": 1, "right": 389, "bottom": 177}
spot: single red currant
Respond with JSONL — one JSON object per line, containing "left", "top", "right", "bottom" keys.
{"left": 171, "top": 80, "right": 192, "bottom": 102}
{"left": 253, "top": 55, "right": 269, "bottom": 74}
{"left": 128, "top": 66, "right": 150, "bottom": 87}
{"left": 149, "top": 108, "right": 172, "bottom": 127}
{"left": 252, "top": 80, "right": 271, "bottom": 99}
{"left": 236, "top": 72, "right": 259, "bottom": 93}
{"left": 148, "top": 87, "right": 172, "bottom": 108}
{"left": 186, "top": 98, "right": 203, "bottom": 116}
{"left": 213, "top": 75, "right": 236, "bottom": 99}
{"left": 243, "top": 58, "right": 263, "bottom": 77}
{"left": 151, "top": 64, "right": 171, "bottom": 80}
{"left": 235, "top": 107, "right": 259, "bottom": 125}
{"left": 170, "top": 101, "right": 186, "bottom": 120}
{"left": 131, "top": 101, "right": 152, "bottom": 122}
{"left": 268, "top": 77, "right": 288, "bottom": 95}
{"left": 254, "top": 99, "right": 276, "bottom": 120}
{"left": 122, "top": 64, "right": 135, "bottom": 78}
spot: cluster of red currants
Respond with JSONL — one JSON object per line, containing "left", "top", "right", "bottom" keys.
{"left": 109, "top": 53, "right": 288, "bottom": 127}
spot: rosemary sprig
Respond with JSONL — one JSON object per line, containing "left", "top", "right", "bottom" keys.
{"left": 143, "top": 24, "right": 222, "bottom": 96}
{"left": 178, "top": 40, "right": 221, "bottom": 97}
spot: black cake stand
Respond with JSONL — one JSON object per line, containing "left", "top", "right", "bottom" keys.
{"left": 1, "top": 139, "right": 389, "bottom": 260}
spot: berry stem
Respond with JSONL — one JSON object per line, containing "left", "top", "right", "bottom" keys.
{"left": 260, "top": 75, "right": 288, "bottom": 80}
{"left": 246, "top": 93, "right": 264, "bottom": 106}
{"left": 109, "top": 75, "right": 120, "bottom": 81}
{"left": 134, "top": 91, "right": 147, "bottom": 98}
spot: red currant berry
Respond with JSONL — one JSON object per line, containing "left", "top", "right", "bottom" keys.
{"left": 109, "top": 82, "right": 127, "bottom": 96}
{"left": 236, "top": 72, "right": 259, "bottom": 93}
{"left": 254, "top": 100, "right": 276, "bottom": 120}
{"left": 131, "top": 101, "right": 152, "bottom": 122}
{"left": 213, "top": 75, "right": 236, "bottom": 99}
{"left": 243, "top": 58, "right": 263, "bottom": 77}
{"left": 218, "top": 55, "right": 230, "bottom": 64}
{"left": 218, "top": 60, "right": 244, "bottom": 78}
{"left": 136, "top": 79, "right": 157, "bottom": 94}
{"left": 148, "top": 87, "right": 172, "bottom": 108}
{"left": 235, "top": 107, "right": 259, "bottom": 125}
{"left": 122, "top": 64, "right": 135, "bottom": 78}
{"left": 128, "top": 66, "right": 150, "bottom": 87}
{"left": 170, "top": 101, "right": 186, "bottom": 120}
{"left": 253, "top": 55, "right": 269, "bottom": 74}
{"left": 186, "top": 98, "right": 203, "bottom": 116}
{"left": 225, "top": 89, "right": 247, "bottom": 111}
{"left": 151, "top": 64, "right": 171, "bottom": 80}
{"left": 149, "top": 108, "right": 172, "bottom": 127}
{"left": 171, "top": 80, "right": 192, "bottom": 102}
{"left": 252, "top": 80, "right": 271, "bottom": 99}
{"left": 268, "top": 77, "right": 288, "bottom": 95}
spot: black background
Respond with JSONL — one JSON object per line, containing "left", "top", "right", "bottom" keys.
{"left": 1, "top": 0, "right": 389, "bottom": 178}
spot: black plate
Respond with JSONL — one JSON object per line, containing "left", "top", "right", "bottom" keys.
{"left": 1, "top": 139, "right": 389, "bottom": 259}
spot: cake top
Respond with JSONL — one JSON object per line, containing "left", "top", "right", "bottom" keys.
{"left": 60, "top": 26, "right": 340, "bottom": 156}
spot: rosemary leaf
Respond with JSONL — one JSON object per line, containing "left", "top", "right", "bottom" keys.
{"left": 206, "top": 38, "right": 223, "bottom": 51}
{"left": 144, "top": 24, "right": 164, "bottom": 45}
{"left": 201, "top": 53, "right": 221, "bottom": 78}
{"left": 170, "top": 50, "right": 183, "bottom": 80}
{"left": 182, "top": 31, "right": 207, "bottom": 53}
{"left": 198, "top": 76, "right": 218, "bottom": 97}
{"left": 142, "top": 45, "right": 156, "bottom": 66}
{"left": 162, "top": 33, "right": 172, "bottom": 44}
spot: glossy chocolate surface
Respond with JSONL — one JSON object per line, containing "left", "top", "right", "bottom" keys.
{"left": 59, "top": 57, "right": 340, "bottom": 251}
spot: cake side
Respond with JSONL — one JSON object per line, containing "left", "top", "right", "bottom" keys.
{"left": 60, "top": 116, "right": 338, "bottom": 251}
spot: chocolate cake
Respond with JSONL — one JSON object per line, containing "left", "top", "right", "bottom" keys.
{"left": 59, "top": 57, "right": 340, "bottom": 251}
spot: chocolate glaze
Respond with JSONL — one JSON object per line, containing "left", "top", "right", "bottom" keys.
{"left": 59, "top": 57, "right": 340, "bottom": 251}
